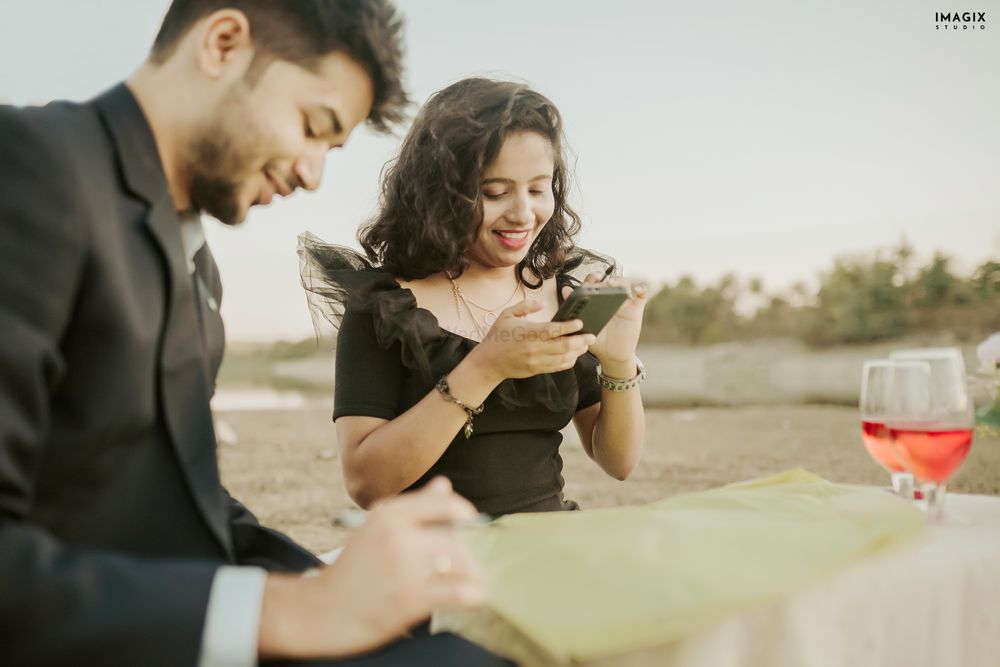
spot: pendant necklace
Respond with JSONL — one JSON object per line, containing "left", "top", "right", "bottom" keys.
{"left": 448, "top": 275, "right": 524, "bottom": 332}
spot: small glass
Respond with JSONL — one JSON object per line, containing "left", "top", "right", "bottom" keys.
{"left": 860, "top": 359, "right": 914, "bottom": 498}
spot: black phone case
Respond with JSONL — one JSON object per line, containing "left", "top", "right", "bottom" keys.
{"left": 552, "top": 286, "right": 630, "bottom": 335}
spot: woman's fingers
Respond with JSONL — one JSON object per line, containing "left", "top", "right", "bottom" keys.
{"left": 495, "top": 318, "right": 583, "bottom": 341}
{"left": 551, "top": 332, "right": 595, "bottom": 354}
{"left": 483, "top": 295, "right": 605, "bottom": 377}
{"left": 499, "top": 298, "right": 544, "bottom": 320}
{"left": 528, "top": 333, "right": 594, "bottom": 371}
{"left": 547, "top": 318, "right": 584, "bottom": 338}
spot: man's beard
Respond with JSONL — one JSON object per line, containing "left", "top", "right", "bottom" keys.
{"left": 187, "top": 128, "right": 246, "bottom": 226}
{"left": 185, "top": 80, "right": 262, "bottom": 226}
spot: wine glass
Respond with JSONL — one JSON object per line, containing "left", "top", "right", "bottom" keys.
{"left": 859, "top": 359, "right": 914, "bottom": 498}
{"left": 887, "top": 347, "right": 975, "bottom": 518}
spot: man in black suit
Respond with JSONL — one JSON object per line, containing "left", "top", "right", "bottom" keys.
{"left": 0, "top": 1, "right": 511, "bottom": 665}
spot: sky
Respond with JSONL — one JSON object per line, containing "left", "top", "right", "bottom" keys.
{"left": 2, "top": 0, "right": 998, "bottom": 340}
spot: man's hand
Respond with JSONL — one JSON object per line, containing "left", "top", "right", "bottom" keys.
{"left": 258, "top": 477, "right": 486, "bottom": 660}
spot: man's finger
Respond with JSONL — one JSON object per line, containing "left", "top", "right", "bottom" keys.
{"left": 425, "top": 476, "right": 453, "bottom": 494}
{"left": 385, "top": 482, "right": 479, "bottom": 525}
{"left": 426, "top": 580, "right": 487, "bottom": 611}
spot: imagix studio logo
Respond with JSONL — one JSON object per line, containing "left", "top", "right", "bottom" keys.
{"left": 935, "top": 11, "right": 987, "bottom": 30}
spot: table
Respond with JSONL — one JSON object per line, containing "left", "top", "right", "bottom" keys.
{"left": 436, "top": 493, "right": 1000, "bottom": 667}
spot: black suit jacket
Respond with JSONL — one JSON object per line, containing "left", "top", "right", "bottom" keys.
{"left": 0, "top": 84, "right": 319, "bottom": 666}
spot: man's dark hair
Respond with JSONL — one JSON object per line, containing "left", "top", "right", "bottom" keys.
{"left": 150, "top": 0, "right": 407, "bottom": 132}
{"left": 359, "top": 78, "right": 582, "bottom": 288}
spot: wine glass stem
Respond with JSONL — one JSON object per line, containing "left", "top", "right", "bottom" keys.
{"left": 922, "top": 482, "right": 946, "bottom": 520}
{"left": 890, "top": 471, "right": 914, "bottom": 500}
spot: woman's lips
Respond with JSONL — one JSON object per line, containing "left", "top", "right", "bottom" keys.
{"left": 493, "top": 229, "right": 530, "bottom": 249}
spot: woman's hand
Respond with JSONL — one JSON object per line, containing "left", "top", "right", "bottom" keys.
{"left": 466, "top": 299, "right": 597, "bottom": 383}
{"left": 562, "top": 274, "right": 648, "bottom": 374}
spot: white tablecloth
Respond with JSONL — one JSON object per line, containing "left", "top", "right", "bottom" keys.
{"left": 446, "top": 493, "right": 1000, "bottom": 667}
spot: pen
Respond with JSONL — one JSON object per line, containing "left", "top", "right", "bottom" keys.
{"left": 332, "top": 509, "right": 493, "bottom": 530}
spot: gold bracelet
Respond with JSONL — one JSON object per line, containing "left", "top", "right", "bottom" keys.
{"left": 435, "top": 375, "right": 485, "bottom": 438}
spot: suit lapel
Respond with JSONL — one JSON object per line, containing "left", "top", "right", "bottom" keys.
{"left": 94, "top": 84, "right": 233, "bottom": 559}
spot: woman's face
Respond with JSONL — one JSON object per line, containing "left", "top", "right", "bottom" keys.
{"left": 467, "top": 131, "right": 556, "bottom": 270}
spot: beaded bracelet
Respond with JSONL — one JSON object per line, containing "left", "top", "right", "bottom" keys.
{"left": 435, "top": 375, "right": 485, "bottom": 439}
{"left": 596, "top": 356, "right": 647, "bottom": 392}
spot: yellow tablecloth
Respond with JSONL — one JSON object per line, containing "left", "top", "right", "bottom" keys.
{"left": 436, "top": 470, "right": 924, "bottom": 663}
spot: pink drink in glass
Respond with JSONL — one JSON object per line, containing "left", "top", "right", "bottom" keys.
{"left": 890, "top": 425, "right": 973, "bottom": 484}
{"left": 860, "top": 420, "right": 906, "bottom": 473}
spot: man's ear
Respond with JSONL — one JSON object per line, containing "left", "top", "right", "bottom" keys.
{"left": 194, "top": 9, "right": 254, "bottom": 79}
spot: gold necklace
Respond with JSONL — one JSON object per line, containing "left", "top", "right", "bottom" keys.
{"left": 450, "top": 282, "right": 487, "bottom": 339}
{"left": 448, "top": 276, "right": 523, "bottom": 328}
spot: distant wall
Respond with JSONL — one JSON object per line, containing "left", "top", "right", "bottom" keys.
{"left": 273, "top": 356, "right": 334, "bottom": 387}
{"left": 638, "top": 338, "right": 982, "bottom": 406}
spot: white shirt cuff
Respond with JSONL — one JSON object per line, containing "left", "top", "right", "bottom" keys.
{"left": 197, "top": 566, "right": 267, "bottom": 667}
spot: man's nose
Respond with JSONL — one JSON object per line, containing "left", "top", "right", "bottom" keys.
{"left": 293, "top": 143, "right": 327, "bottom": 191}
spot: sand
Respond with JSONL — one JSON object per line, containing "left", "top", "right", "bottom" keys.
{"left": 217, "top": 404, "right": 1000, "bottom": 554}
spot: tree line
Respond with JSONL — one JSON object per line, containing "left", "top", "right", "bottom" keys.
{"left": 641, "top": 243, "right": 999, "bottom": 347}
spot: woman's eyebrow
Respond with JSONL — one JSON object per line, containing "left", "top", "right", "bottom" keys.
{"left": 481, "top": 174, "right": 551, "bottom": 185}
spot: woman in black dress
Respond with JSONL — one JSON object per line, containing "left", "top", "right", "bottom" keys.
{"left": 299, "top": 78, "right": 647, "bottom": 516}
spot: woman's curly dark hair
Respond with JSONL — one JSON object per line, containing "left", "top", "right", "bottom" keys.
{"left": 359, "top": 77, "right": 582, "bottom": 287}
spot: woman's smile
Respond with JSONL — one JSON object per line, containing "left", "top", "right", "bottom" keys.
{"left": 492, "top": 228, "right": 532, "bottom": 249}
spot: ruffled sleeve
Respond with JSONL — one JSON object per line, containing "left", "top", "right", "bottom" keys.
{"left": 298, "top": 231, "right": 457, "bottom": 382}
{"left": 297, "top": 231, "right": 379, "bottom": 340}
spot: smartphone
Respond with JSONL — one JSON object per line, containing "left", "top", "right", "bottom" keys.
{"left": 552, "top": 285, "right": 629, "bottom": 335}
